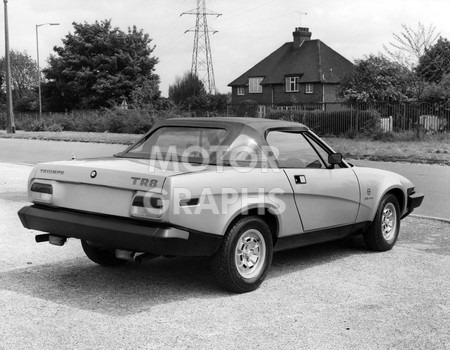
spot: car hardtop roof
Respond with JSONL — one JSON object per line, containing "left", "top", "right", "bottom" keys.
{"left": 156, "top": 117, "right": 309, "bottom": 133}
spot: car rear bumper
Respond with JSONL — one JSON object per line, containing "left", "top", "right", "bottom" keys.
{"left": 18, "top": 205, "right": 222, "bottom": 257}
{"left": 403, "top": 192, "right": 425, "bottom": 218}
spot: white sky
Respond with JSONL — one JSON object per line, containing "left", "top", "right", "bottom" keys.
{"left": 2, "top": 0, "right": 450, "bottom": 96}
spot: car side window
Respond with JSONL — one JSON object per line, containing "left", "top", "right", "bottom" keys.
{"left": 303, "top": 133, "right": 332, "bottom": 168}
{"left": 266, "top": 131, "right": 326, "bottom": 169}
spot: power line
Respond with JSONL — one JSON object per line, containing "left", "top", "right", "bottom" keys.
{"left": 181, "top": 0, "right": 221, "bottom": 94}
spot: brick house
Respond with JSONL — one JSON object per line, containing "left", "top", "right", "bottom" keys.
{"left": 228, "top": 27, "right": 353, "bottom": 112}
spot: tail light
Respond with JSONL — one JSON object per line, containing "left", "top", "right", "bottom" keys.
{"left": 131, "top": 191, "right": 166, "bottom": 218}
{"left": 30, "top": 182, "right": 53, "bottom": 203}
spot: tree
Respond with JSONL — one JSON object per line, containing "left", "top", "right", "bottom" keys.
{"left": 168, "top": 71, "right": 206, "bottom": 108}
{"left": 416, "top": 37, "right": 450, "bottom": 84}
{"left": 420, "top": 73, "right": 450, "bottom": 102}
{"left": 42, "top": 20, "right": 160, "bottom": 111}
{"left": 130, "top": 79, "right": 161, "bottom": 108}
{"left": 0, "top": 50, "right": 39, "bottom": 110}
{"left": 168, "top": 72, "right": 228, "bottom": 116}
{"left": 339, "top": 54, "right": 416, "bottom": 103}
{"left": 384, "top": 23, "right": 440, "bottom": 69}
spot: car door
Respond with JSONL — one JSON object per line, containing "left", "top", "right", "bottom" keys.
{"left": 266, "top": 130, "right": 360, "bottom": 232}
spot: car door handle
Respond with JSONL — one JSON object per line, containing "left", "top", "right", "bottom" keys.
{"left": 294, "top": 175, "right": 307, "bottom": 184}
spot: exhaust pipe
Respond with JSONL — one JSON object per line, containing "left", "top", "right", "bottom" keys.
{"left": 49, "top": 235, "right": 67, "bottom": 246}
{"left": 115, "top": 249, "right": 134, "bottom": 261}
{"left": 35, "top": 234, "right": 50, "bottom": 243}
{"left": 35, "top": 234, "right": 67, "bottom": 246}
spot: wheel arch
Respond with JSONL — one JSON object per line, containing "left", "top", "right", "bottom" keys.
{"left": 223, "top": 206, "right": 280, "bottom": 246}
{"left": 384, "top": 187, "right": 406, "bottom": 215}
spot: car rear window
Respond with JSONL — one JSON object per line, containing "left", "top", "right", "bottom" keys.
{"left": 121, "top": 127, "right": 228, "bottom": 163}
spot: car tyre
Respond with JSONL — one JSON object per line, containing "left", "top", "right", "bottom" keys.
{"left": 211, "top": 216, "right": 273, "bottom": 293}
{"left": 364, "top": 194, "right": 400, "bottom": 251}
{"left": 81, "top": 240, "right": 127, "bottom": 267}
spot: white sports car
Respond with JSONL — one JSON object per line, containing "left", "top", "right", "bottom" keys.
{"left": 18, "top": 117, "right": 424, "bottom": 293}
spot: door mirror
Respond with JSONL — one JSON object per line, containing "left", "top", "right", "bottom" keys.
{"left": 328, "top": 153, "right": 343, "bottom": 166}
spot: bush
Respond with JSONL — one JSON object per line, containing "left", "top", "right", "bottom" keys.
{"left": 101, "top": 107, "right": 158, "bottom": 134}
{"left": 9, "top": 107, "right": 193, "bottom": 134}
{"left": 14, "top": 116, "right": 64, "bottom": 132}
{"left": 345, "top": 128, "right": 357, "bottom": 139}
{"left": 236, "top": 100, "right": 258, "bottom": 118}
{"left": 45, "top": 122, "right": 64, "bottom": 132}
{"left": 360, "top": 109, "right": 383, "bottom": 138}
{"left": 51, "top": 113, "right": 77, "bottom": 131}
{"left": 17, "top": 118, "right": 46, "bottom": 131}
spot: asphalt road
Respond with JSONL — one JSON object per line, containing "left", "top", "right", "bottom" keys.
{"left": 0, "top": 162, "right": 449, "bottom": 349}
{"left": 0, "top": 138, "right": 448, "bottom": 219}
{"left": 0, "top": 138, "right": 126, "bottom": 165}
{"left": 351, "top": 159, "right": 450, "bottom": 220}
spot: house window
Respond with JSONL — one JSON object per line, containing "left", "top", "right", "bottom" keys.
{"left": 249, "top": 77, "right": 263, "bottom": 93}
{"left": 237, "top": 86, "right": 245, "bottom": 95}
{"left": 285, "top": 76, "right": 300, "bottom": 92}
{"left": 305, "top": 84, "right": 314, "bottom": 94}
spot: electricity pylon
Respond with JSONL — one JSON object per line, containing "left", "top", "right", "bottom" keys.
{"left": 181, "top": 0, "right": 221, "bottom": 94}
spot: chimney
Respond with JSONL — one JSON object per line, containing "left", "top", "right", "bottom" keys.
{"left": 293, "top": 27, "right": 312, "bottom": 47}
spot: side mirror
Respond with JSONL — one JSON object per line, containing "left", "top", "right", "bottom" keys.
{"left": 328, "top": 153, "right": 343, "bottom": 168}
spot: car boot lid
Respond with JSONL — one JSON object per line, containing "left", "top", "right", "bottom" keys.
{"left": 31, "top": 157, "right": 208, "bottom": 191}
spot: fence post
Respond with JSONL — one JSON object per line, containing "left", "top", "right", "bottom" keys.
{"left": 350, "top": 105, "right": 353, "bottom": 134}
{"left": 403, "top": 104, "right": 406, "bottom": 132}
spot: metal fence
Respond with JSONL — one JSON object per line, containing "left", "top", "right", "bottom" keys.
{"left": 227, "top": 102, "right": 450, "bottom": 135}
{"left": 3, "top": 102, "right": 450, "bottom": 136}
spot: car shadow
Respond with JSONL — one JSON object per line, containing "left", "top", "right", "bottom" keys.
{"left": 0, "top": 236, "right": 370, "bottom": 316}
{"left": 270, "top": 234, "right": 368, "bottom": 278}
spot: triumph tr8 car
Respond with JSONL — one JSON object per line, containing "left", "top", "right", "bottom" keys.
{"left": 18, "top": 117, "right": 424, "bottom": 293}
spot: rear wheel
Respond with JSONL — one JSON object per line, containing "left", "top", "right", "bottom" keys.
{"left": 364, "top": 194, "right": 400, "bottom": 251}
{"left": 211, "top": 216, "right": 273, "bottom": 293}
{"left": 81, "top": 240, "right": 127, "bottom": 267}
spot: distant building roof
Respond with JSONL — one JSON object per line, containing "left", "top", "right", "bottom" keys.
{"left": 229, "top": 28, "right": 353, "bottom": 87}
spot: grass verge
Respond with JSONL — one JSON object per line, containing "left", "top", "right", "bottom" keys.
{"left": 0, "top": 130, "right": 139, "bottom": 145}
{"left": 325, "top": 136, "right": 450, "bottom": 166}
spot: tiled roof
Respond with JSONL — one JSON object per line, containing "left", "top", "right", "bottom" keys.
{"left": 228, "top": 39, "right": 353, "bottom": 86}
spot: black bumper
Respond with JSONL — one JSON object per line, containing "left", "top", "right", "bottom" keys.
{"left": 18, "top": 205, "right": 222, "bottom": 257}
{"left": 403, "top": 192, "right": 425, "bottom": 218}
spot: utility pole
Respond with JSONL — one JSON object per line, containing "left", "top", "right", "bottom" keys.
{"left": 181, "top": 0, "right": 221, "bottom": 95}
{"left": 3, "top": 0, "right": 15, "bottom": 133}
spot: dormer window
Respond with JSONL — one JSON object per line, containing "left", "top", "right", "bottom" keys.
{"left": 249, "top": 77, "right": 263, "bottom": 93}
{"left": 285, "top": 76, "right": 300, "bottom": 92}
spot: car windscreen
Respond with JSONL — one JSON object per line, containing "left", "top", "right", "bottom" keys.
{"left": 120, "top": 126, "right": 228, "bottom": 164}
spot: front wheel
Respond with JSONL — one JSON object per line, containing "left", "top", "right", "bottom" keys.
{"left": 211, "top": 216, "right": 273, "bottom": 293}
{"left": 364, "top": 194, "right": 400, "bottom": 251}
{"left": 81, "top": 240, "right": 128, "bottom": 267}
